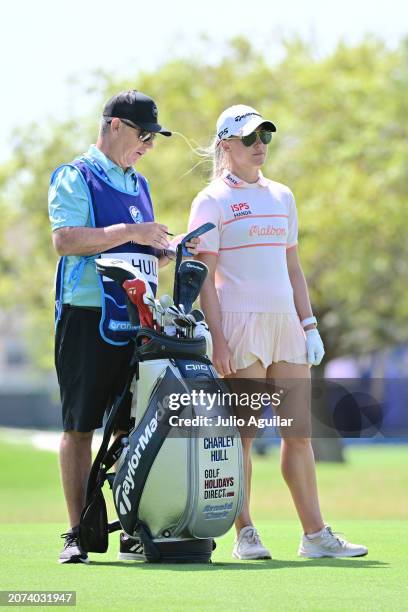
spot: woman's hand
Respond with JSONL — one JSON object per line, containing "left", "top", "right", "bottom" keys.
{"left": 212, "top": 335, "right": 236, "bottom": 377}
{"left": 305, "top": 329, "right": 325, "bottom": 366}
{"left": 183, "top": 236, "right": 200, "bottom": 257}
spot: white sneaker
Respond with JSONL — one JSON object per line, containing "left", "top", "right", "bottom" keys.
{"left": 232, "top": 526, "right": 271, "bottom": 560}
{"left": 298, "top": 525, "right": 368, "bottom": 558}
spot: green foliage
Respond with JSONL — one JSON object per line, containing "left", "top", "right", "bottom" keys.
{"left": 1, "top": 36, "right": 407, "bottom": 368}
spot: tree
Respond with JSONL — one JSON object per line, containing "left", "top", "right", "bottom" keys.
{"left": 1, "top": 36, "right": 407, "bottom": 372}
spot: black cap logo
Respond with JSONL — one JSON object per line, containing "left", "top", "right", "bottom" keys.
{"left": 152, "top": 104, "right": 158, "bottom": 118}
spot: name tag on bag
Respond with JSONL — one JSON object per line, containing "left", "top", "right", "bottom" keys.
{"left": 100, "top": 252, "right": 158, "bottom": 285}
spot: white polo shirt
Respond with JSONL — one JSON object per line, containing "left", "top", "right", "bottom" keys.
{"left": 188, "top": 170, "right": 298, "bottom": 313}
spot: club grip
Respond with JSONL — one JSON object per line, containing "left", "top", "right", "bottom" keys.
{"left": 179, "top": 222, "right": 216, "bottom": 257}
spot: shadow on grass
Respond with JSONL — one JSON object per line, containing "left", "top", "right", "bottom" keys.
{"left": 90, "top": 559, "right": 388, "bottom": 571}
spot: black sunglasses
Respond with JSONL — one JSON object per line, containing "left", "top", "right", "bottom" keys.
{"left": 106, "top": 118, "right": 156, "bottom": 142}
{"left": 120, "top": 119, "right": 156, "bottom": 142}
{"left": 228, "top": 130, "right": 273, "bottom": 147}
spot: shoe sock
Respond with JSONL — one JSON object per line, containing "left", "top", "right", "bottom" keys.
{"left": 305, "top": 526, "right": 326, "bottom": 539}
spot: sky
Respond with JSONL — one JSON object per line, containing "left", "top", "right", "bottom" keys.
{"left": 0, "top": 0, "right": 406, "bottom": 160}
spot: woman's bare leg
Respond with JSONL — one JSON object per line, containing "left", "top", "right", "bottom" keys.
{"left": 226, "top": 359, "right": 266, "bottom": 533}
{"left": 267, "top": 362, "right": 324, "bottom": 534}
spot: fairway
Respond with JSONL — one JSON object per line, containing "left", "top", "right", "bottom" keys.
{"left": 0, "top": 521, "right": 406, "bottom": 611}
{"left": 1, "top": 439, "right": 407, "bottom": 611}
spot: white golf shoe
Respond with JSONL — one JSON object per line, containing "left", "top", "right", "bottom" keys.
{"left": 232, "top": 526, "right": 272, "bottom": 560}
{"left": 298, "top": 525, "right": 368, "bottom": 558}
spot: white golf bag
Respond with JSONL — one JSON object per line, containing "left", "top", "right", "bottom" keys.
{"left": 79, "top": 328, "right": 244, "bottom": 563}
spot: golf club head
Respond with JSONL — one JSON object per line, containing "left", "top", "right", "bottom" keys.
{"left": 154, "top": 298, "right": 164, "bottom": 313}
{"left": 189, "top": 309, "right": 205, "bottom": 323}
{"left": 154, "top": 299, "right": 164, "bottom": 332}
{"left": 173, "top": 316, "right": 192, "bottom": 328}
{"left": 186, "top": 313, "right": 199, "bottom": 327}
{"left": 159, "top": 294, "right": 174, "bottom": 309}
{"left": 175, "top": 260, "right": 208, "bottom": 314}
{"left": 94, "top": 258, "right": 138, "bottom": 286}
{"left": 167, "top": 304, "right": 183, "bottom": 317}
{"left": 165, "top": 304, "right": 185, "bottom": 334}
{"left": 144, "top": 295, "right": 156, "bottom": 308}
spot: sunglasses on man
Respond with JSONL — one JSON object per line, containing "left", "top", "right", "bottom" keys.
{"left": 226, "top": 130, "right": 273, "bottom": 147}
{"left": 106, "top": 117, "right": 156, "bottom": 142}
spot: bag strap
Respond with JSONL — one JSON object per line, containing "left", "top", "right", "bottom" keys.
{"left": 138, "top": 523, "right": 161, "bottom": 562}
{"left": 85, "top": 365, "right": 136, "bottom": 504}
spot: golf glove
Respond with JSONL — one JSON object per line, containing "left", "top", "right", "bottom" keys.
{"left": 305, "top": 329, "right": 325, "bottom": 366}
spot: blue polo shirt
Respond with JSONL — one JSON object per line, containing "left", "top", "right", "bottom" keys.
{"left": 48, "top": 145, "right": 143, "bottom": 306}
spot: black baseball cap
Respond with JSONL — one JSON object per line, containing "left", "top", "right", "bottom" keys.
{"left": 103, "top": 90, "right": 172, "bottom": 136}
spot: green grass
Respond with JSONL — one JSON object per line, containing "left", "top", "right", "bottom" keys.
{"left": 1, "top": 441, "right": 407, "bottom": 522}
{"left": 252, "top": 444, "right": 408, "bottom": 520}
{"left": 1, "top": 439, "right": 407, "bottom": 610}
{"left": 0, "top": 521, "right": 406, "bottom": 612}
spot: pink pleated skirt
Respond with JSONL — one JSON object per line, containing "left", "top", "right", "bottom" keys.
{"left": 221, "top": 312, "right": 308, "bottom": 370}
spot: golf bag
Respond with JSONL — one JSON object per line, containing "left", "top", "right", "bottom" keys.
{"left": 78, "top": 224, "right": 244, "bottom": 563}
{"left": 79, "top": 328, "right": 244, "bottom": 563}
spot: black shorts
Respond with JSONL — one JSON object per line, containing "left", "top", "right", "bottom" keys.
{"left": 55, "top": 306, "right": 134, "bottom": 432}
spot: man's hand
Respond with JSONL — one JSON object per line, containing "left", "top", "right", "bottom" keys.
{"left": 128, "top": 222, "right": 170, "bottom": 250}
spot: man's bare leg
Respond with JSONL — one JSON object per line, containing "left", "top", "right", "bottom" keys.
{"left": 59, "top": 430, "right": 94, "bottom": 528}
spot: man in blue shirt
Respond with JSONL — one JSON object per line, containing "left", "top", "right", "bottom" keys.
{"left": 49, "top": 90, "right": 197, "bottom": 564}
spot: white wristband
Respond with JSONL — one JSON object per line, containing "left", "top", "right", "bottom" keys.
{"left": 301, "top": 316, "right": 317, "bottom": 328}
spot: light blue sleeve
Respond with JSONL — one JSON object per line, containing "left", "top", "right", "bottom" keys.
{"left": 48, "top": 165, "right": 91, "bottom": 231}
